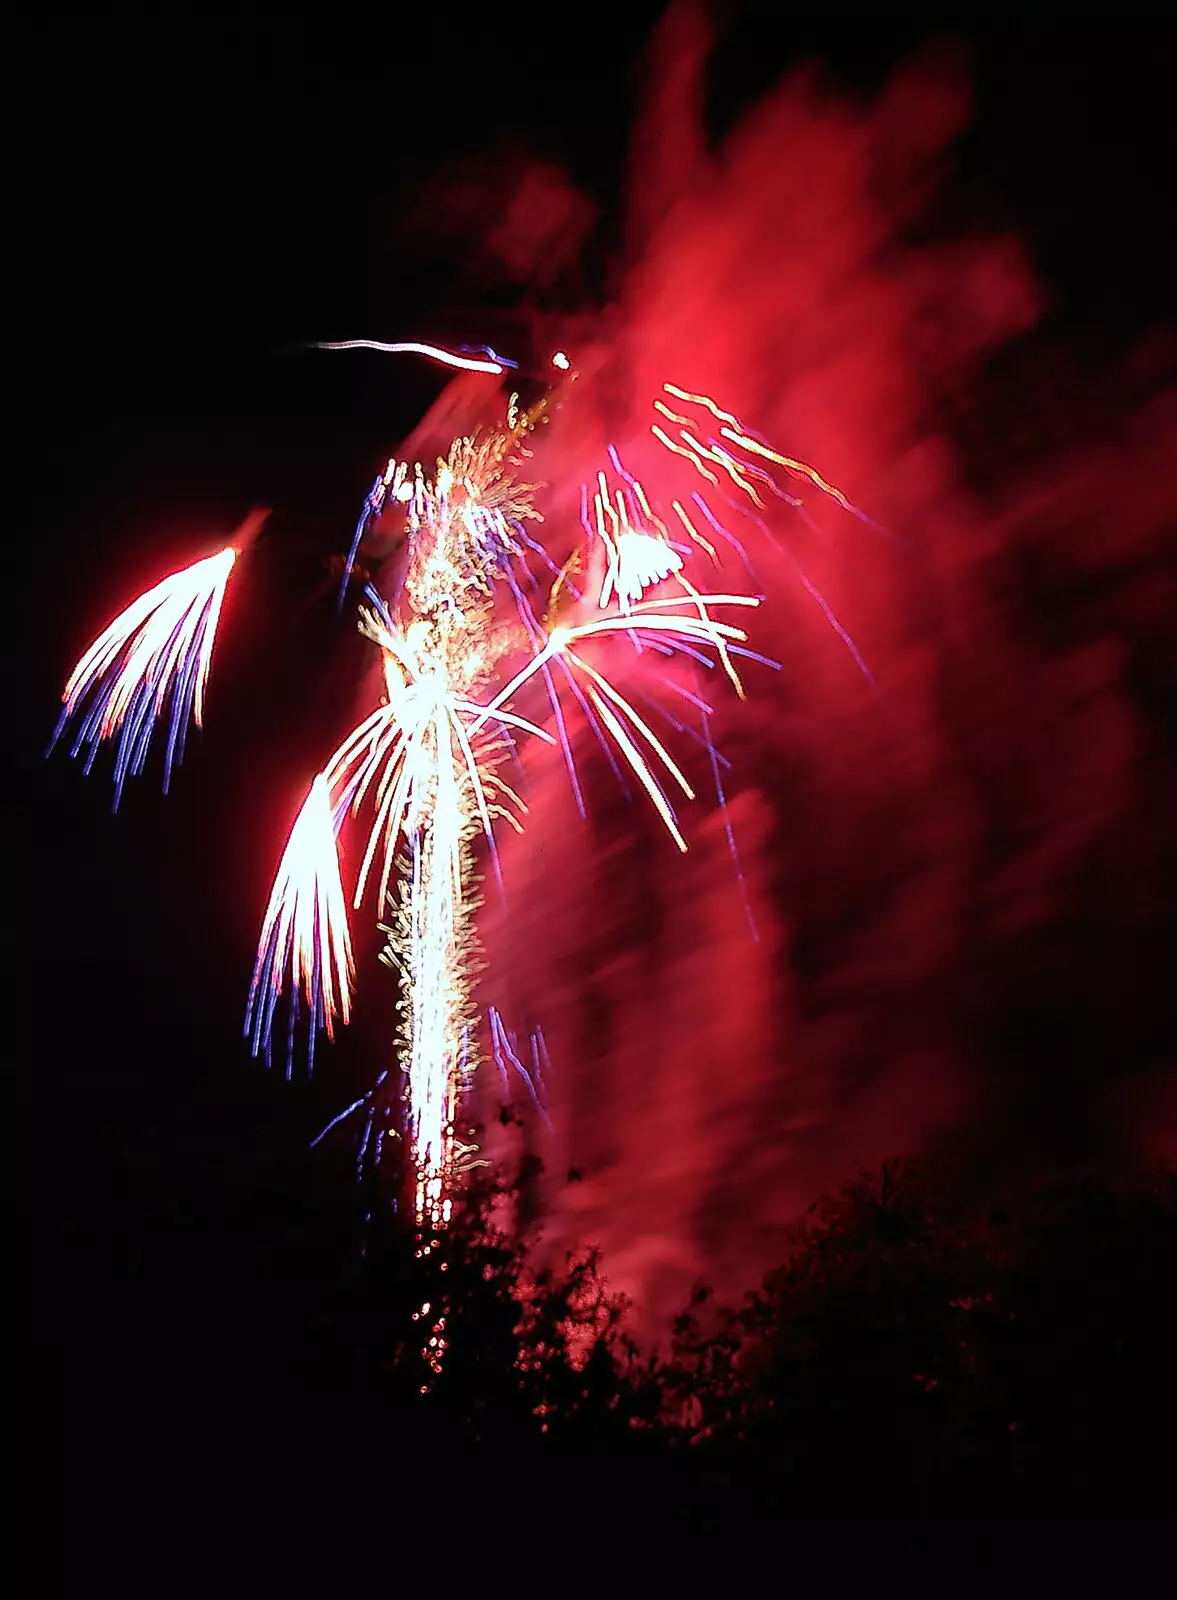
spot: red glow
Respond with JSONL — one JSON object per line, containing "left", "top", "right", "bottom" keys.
{"left": 465, "top": 24, "right": 1177, "bottom": 1327}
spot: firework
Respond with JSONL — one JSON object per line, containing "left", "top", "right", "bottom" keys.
{"left": 236, "top": 376, "right": 770, "bottom": 1219}
{"left": 312, "top": 339, "right": 516, "bottom": 375}
{"left": 590, "top": 461, "right": 685, "bottom": 611}
{"left": 51, "top": 351, "right": 866, "bottom": 1230}
{"left": 48, "top": 509, "right": 267, "bottom": 807}
{"left": 245, "top": 773, "right": 355, "bottom": 1075}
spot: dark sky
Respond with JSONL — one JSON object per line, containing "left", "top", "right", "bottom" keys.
{"left": 12, "top": 5, "right": 1177, "bottom": 1351}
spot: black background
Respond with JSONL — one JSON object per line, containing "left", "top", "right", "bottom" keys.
{"left": 10, "top": 1, "right": 1177, "bottom": 1550}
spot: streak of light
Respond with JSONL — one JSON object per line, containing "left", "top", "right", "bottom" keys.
{"left": 245, "top": 774, "right": 355, "bottom": 1074}
{"left": 48, "top": 545, "right": 238, "bottom": 809}
{"left": 313, "top": 339, "right": 510, "bottom": 374}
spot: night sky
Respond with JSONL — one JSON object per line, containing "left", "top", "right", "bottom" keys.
{"left": 12, "top": 1, "right": 1177, "bottom": 1504}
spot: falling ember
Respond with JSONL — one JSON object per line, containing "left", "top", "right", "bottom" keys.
{"left": 48, "top": 541, "right": 241, "bottom": 808}
{"left": 592, "top": 461, "right": 686, "bottom": 611}
{"left": 244, "top": 774, "right": 355, "bottom": 1076}
{"left": 660, "top": 383, "right": 871, "bottom": 522}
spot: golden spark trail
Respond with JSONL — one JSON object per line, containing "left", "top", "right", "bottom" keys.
{"left": 49, "top": 351, "right": 872, "bottom": 1241}
{"left": 239, "top": 380, "right": 852, "bottom": 1221}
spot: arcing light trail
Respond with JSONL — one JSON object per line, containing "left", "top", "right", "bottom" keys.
{"left": 48, "top": 350, "right": 871, "bottom": 1225}
{"left": 311, "top": 339, "right": 516, "bottom": 374}
{"left": 245, "top": 774, "right": 354, "bottom": 1077}
{"left": 47, "top": 545, "right": 235, "bottom": 810}
{"left": 47, "top": 509, "right": 267, "bottom": 810}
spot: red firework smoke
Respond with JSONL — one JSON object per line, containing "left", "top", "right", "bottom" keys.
{"left": 449, "top": 10, "right": 1177, "bottom": 1324}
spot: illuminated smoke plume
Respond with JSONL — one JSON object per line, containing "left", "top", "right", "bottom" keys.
{"left": 46, "top": 6, "right": 1177, "bottom": 1329}
{"left": 470, "top": 12, "right": 1177, "bottom": 1322}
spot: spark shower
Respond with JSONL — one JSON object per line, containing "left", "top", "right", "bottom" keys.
{"left": 49, "top": 341, "right": 869, "bottom": 1225}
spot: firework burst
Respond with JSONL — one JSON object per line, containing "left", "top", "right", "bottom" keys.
{"left": 245, "top": 773, "right": 354, "bottom": 1076}
{"left": 48, "top": 509, "right": 267, "bottom": 807}
{"left": 50, "top": 349, "right": 869, "bottom": 1231}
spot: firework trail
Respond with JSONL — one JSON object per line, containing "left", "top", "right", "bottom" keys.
{"left": 244, "top": 774, "right": 354, "bottom": 1077}
{"left": 48, "top": 343, "right": 868, "bottom": 1230}
{"left": 248, "top": 374, "right": 773, "bottom": 1222}
{"left": 311, "top": 339, "right": 517, "bottom": 374}
{"left": 48, "top": 509, "right": 267, "bottom": 807}
{"left": 249, "top": 355, "right": 870, "bottom": 1222}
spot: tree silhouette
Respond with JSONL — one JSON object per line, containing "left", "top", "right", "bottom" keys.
{"left": 655, "top": 1159, "right": 1177, "bottom": 1525}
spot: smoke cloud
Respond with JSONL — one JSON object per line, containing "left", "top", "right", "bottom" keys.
{"left": 389, "top": 8, "right": 1177, "bottom": 1324}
